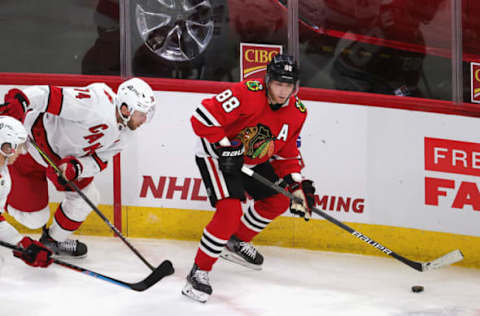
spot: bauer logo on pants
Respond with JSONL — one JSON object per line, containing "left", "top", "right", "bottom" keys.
{"left": 240, "top": 43, "right": 282, "bottom": 80}
{"left": 471, "top": 62, "right": 480, "bottom": 103}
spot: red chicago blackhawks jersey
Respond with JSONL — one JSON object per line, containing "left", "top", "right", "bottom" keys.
{"left": 191, "top": 78, "right": 307, "bottom": 178}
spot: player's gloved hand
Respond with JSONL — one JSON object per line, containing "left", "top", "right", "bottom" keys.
{"left": 46, "top": 156, "right": 83, "bottom": 189}
{"left": 214, "top": 139, "right": 244, "bottom": 174}
{"left": 285, "top": 174, "right": 316, "bottom": 221}
{"left": 0, "top": 88, "right": 29, "bottom": 121}
{"left": 13, "top": 236, "right": 53, "bottom": 268}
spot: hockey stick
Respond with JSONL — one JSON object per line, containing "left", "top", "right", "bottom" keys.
{"left": 0, "top": 240, "right": 173, "bottom": 291}
{"left": 27, "top": 136, "right": 168, "bottom": 273}
{"left": 241, "top": 166, "right": 464, "bottom": 272}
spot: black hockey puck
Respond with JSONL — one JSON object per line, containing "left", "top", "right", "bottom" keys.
{"left": 411, "top": 285, "right": 424, "bottom": 293}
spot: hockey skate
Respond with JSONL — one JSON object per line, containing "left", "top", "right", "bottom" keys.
{"left": 39, "top": 226, "right": 87, "bottom": 258}
{"left": 181, "top": 264, "right": 213, "bottom": 303}
{"left": 220, "top": 235, "right": 263, "bottom": 270}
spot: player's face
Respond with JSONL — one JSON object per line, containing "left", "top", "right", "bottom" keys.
{"left": 127, "top": 110, "right": 148, "bottom": 130}
{"left": 0, "top": 142, "right": 24, "bottom": 165}
{"left": 268, "top": 80, "right": 295, "bottom": 105}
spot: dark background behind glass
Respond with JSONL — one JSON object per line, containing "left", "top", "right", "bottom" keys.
{"left": 1, "top": 0, "right": 479, "bottom": 103}
{"left": 0, "top": 0, "right": 112, "bottom": 75}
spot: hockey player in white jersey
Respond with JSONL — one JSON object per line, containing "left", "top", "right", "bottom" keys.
{"left": 0, "top": 77, "right": 156, "bottom": 258}
{"left": 0, "top": 116, "right": 53, "bottom": 268}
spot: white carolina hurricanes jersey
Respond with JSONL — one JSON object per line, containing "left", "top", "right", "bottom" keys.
{"left": 0, "top": 163, "right": 22, "bottom": 244}
{"left": 22, "top": 83, "right": 132, "bottom": 177}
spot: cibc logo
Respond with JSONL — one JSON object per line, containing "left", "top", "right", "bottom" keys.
{"left": 240, "top": 43, "right": 282, "bottom": 80}
{"left": 425, "top": 137, "right": 480, "bottom": 211}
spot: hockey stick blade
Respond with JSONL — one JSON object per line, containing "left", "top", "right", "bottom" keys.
{"left": 421, "top": 249, "right": 464, "bottom": 271}
{"left": 130, "top": 260, "right": 175, "bottom": 291}
{"left": 47, "top": 258, "right": 173, "bottom": 292}
{"left": 241, "top": 166, "right": 465, "bottom": 272}
{"left": 0, "top": 240, "right": 174, "bottom": 291}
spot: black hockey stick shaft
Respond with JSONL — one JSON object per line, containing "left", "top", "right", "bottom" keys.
{"left": 241, "top": 167, "right": 428, "bottom": 271}
{"left": 0, "top": 240, "right": 174, "bottom": 291}
{"left": 28, "top": 136, "right": 156, "bottom": 271}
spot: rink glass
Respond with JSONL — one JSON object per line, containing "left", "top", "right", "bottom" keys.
{"left": 0, "top": 0, "right": 479, "bottom": 103}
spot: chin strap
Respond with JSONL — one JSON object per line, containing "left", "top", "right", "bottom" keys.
{"left": 267, "top": 90, "right": 288, "bottom": 111}
{"left": 269, "top": 102, "right": 283, "bottom": 111}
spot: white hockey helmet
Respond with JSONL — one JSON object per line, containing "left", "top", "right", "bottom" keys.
{"left": 0, "top": 116, "right": 27, "bottom": 157}
{"left": 116, "top": 78, "right": 156, "bottom": 124}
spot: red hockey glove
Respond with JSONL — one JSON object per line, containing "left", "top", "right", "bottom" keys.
{"left": 46, "top": 156, "right": 83, "bottom": 189}
{"left": 13, "top": 236, "right": 53, "bottom": 268}
{"left": 285, "top": 175, "right": 316, "bottom": 221}
{"left": 214, "top": 139, "right": 244, "bottom": 174}
{"left": 0, "top": 88, "right": 29, "bottom": 121}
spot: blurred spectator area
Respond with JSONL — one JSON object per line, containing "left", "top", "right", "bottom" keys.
{"left": 1, "top": 0, "right": 479, "bottom": 102}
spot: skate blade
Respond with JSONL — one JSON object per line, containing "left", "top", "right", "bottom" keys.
{"left": 220, "top": 251, "right": 262, "bottom": 271}
{"left": 52, "top": 253, "right": 87, "bottom": 259}
{"left": 181, "top": 283, "right": 209, "bottom": 303}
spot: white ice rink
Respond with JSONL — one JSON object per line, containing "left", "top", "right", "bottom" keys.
{"left": 0, "top": 235, "right": 479, "bottom": 316}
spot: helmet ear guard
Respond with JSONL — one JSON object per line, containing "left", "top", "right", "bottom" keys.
{"left": 116, "top": 78, "right": 156, "bottom": 125}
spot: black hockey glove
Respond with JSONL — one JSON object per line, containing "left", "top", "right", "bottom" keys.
{"left": 285, "top": 175, "right": 316, "bottom": 221}
{"left": 214, "top": 140, "right": 244, "bottom": 174}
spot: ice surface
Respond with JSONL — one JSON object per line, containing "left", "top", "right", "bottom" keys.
{"left": 0, "top": 236, "right": 479, "bottom": 316}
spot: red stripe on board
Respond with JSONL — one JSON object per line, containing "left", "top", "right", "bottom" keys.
{"left": 1, "top": 72, "right": 479, "bottom": 118}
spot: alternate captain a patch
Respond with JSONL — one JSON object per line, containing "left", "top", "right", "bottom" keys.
{"left": 245, "top": 80, "right": 264, "bottom": 92}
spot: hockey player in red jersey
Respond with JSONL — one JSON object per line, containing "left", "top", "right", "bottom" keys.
{"left": 182, "top": 54, "right": 316, "bottom": 303}
{"left": 0, "top": 116, "right": 53, "bottom": 268}
{"left": 0, "top": 77, "right": 156, "bottom": 258}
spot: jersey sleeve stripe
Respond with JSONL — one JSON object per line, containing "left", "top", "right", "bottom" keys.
{"left": 46, "top": 86, "right": 63, "bottom": 115}
{"left": 193, "top": 108, "right": 214, "bottom": 126}
{"left": 194, "top": 104, "right": 221, "bottom": 127}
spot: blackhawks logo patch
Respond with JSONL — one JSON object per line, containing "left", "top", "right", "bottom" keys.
{"left": 295, "top": 96, "right": 306, "bottom": 113}
{"left": 237, "top": 123, "right": 275, "bottom": 160}
{"left": 245, "top": 80, "right": 264, "bottom": 92}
